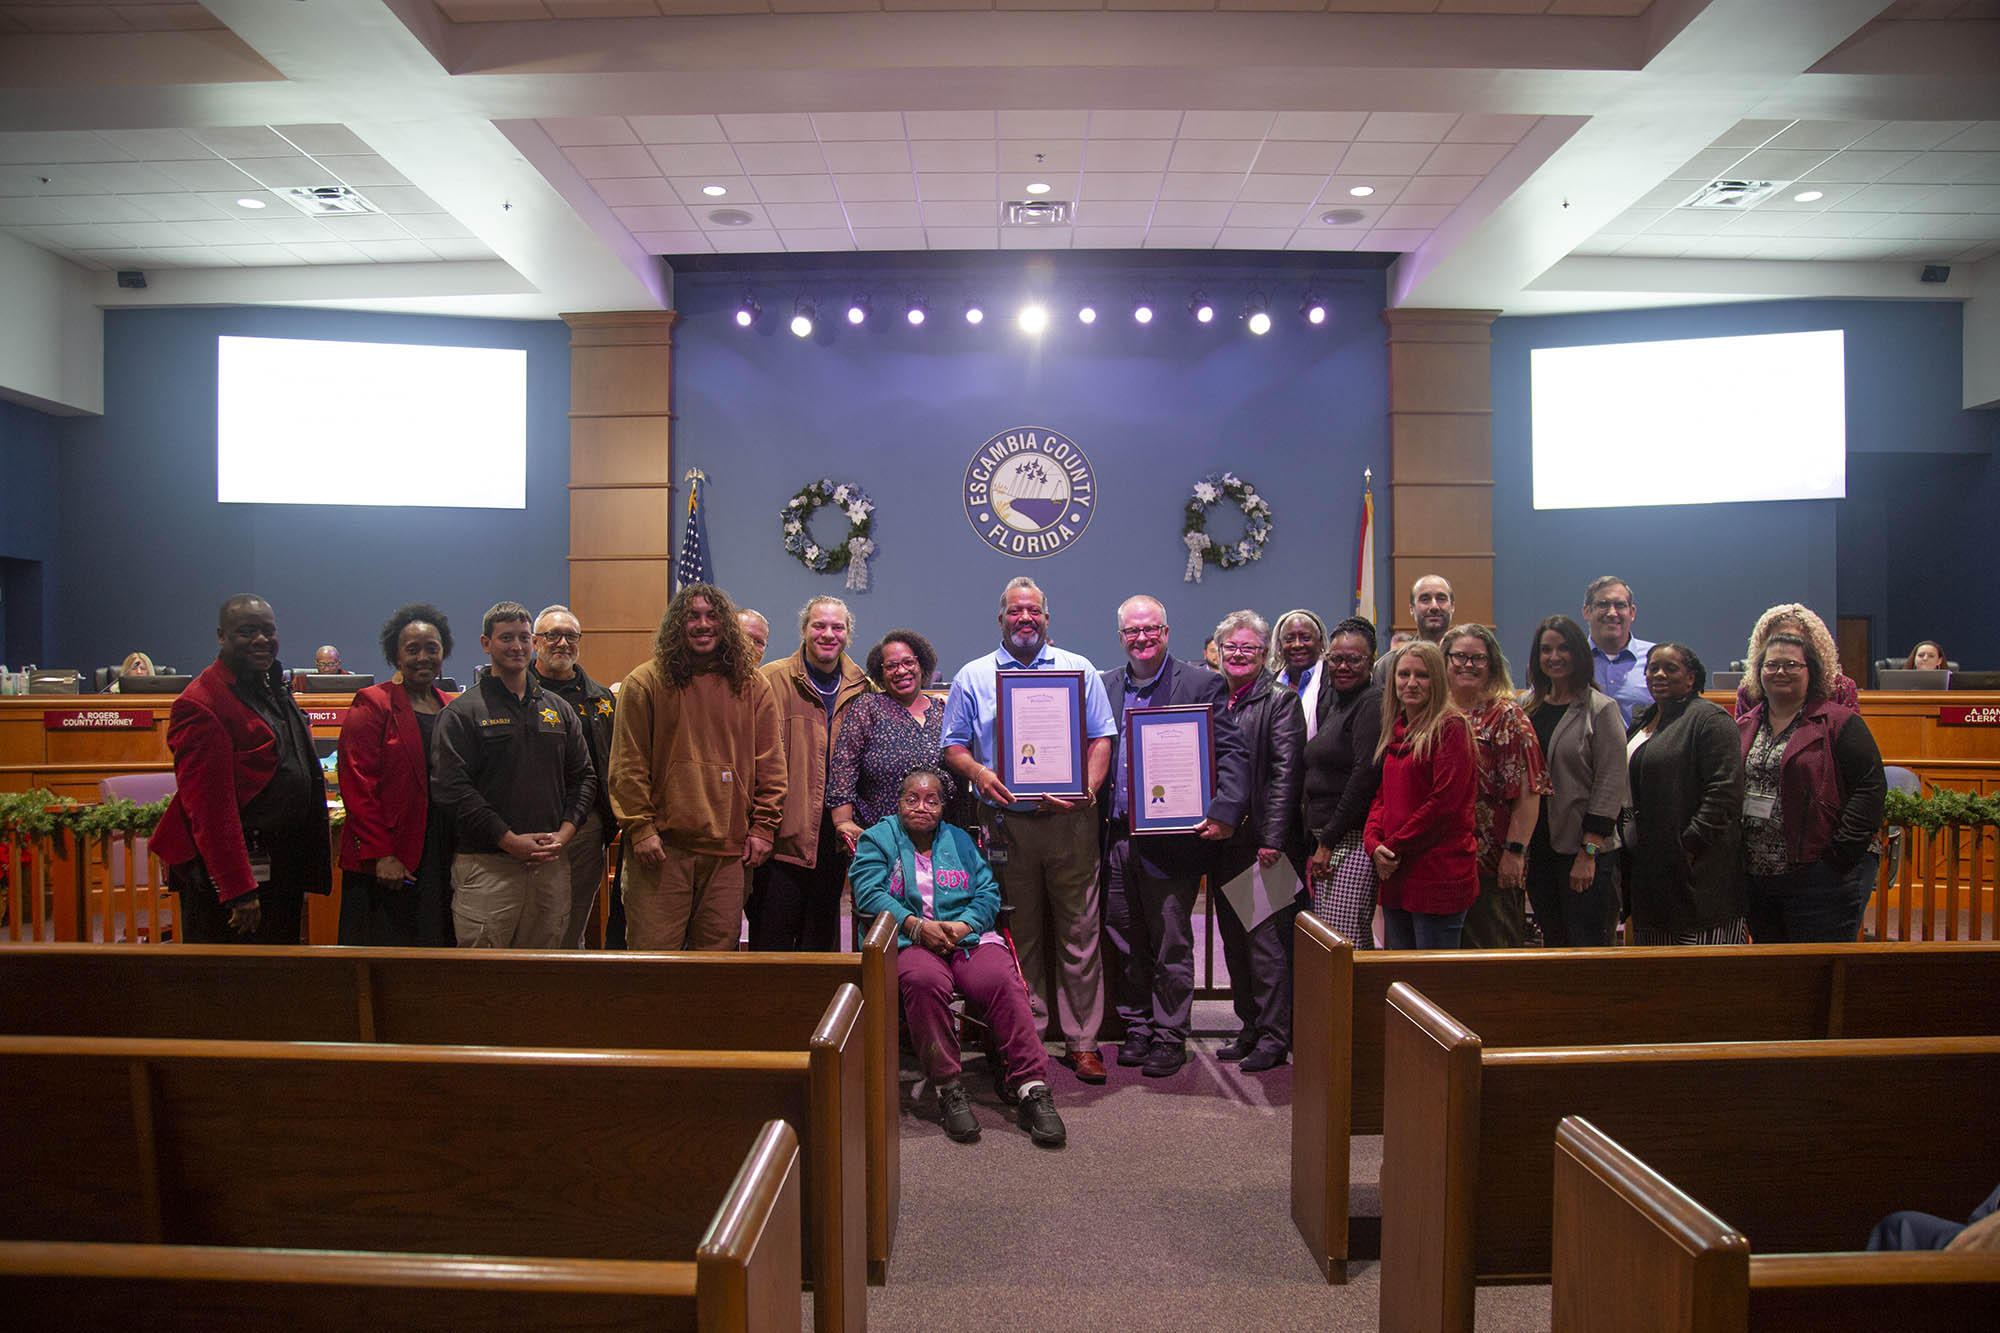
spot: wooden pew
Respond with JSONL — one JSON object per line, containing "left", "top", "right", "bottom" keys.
{"left": 0, "top": 1116, "right": 803, "bottom": 1331}
{"left": 0, "top": 986, "right": 865, "bottom": 1333}
{"left": 0, "top": 912, "right": 900, "bottom": 1285}
{"left": 1379, "top": 982, "right": 2000, "bottom": 1333}
{"left": 1552, "top": 1116, "right": 2000, "bottom": 1332}
{"left": 1289, "top": 911, "right": 2000, "bottom": 1281}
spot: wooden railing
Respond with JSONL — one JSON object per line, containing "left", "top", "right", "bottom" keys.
{"left": 1874, "top": 823, "right": 1996, "bottom": 941}
{"left": 2, "top": 826, "right": 177, "bottom": 945}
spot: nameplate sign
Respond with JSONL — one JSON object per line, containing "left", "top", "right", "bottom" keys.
{"left": 1939, "top": 705, "right": 2000, "bottom": 727}
{"left": 43, "top": 708, "right": 155, "bottom": 731}
{"left": 305, "top": 708, "right": 349, "bottom": 727}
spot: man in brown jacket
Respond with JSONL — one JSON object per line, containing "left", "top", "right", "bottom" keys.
{"left": 608, "top": 583, "right": 785, "bottom": 950}
{"left": 751, "top": 595, "right": 873, "bottom": 950}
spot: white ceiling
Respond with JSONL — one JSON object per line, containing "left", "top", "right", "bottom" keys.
{"left": 0, "top": 0, "right": 1995, "bottom": 319}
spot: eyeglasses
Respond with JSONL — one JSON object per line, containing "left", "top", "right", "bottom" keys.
{"left": 1761, "top": 660, "right": 1809, "bottom": 675}
{"left": 1326, "top": 653, "right": 1369, "bottom": 667}
{"left": 1590, "top": 599, "right": 1633, "bottom": 613}
{"left": 1447, "top": 652, "right": 1489, "bottom": 668}
{"left": 537, "top": 630, "right": 581, "bottom": 643}
{"left": 1119, "top": 625, "right": 1166, "bottom": 640}
{"left": 1219, "top": 643, "right": 1263, "bottom": 660}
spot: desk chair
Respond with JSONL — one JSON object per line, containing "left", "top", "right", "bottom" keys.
{"left": 96, "top": 772, "right": 179, "bottom": 943}
{"left": 1881, "top": 766, "right": 1922, "bottom": 888}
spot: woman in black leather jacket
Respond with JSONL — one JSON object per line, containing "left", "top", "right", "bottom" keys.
{"left": 1209, "top": 609, "right": 1308, "bottom": 1071}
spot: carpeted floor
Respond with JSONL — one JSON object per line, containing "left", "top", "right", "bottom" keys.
{"left": 835, "top": 1001, "right": 1551, "bottom": 1331}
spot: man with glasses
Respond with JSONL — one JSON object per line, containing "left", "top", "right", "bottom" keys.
{"left": 1374, "top": 575, "right": 1456, "bottom": 686}
{"left": 1583, "top": 576, "right": 1654, "bottom": 727}
{"left": 531, "top": 605, "right": 620, "bottom": 947}
{"left": 1098, "top": 596, "right": 1247, "bottom": 1078}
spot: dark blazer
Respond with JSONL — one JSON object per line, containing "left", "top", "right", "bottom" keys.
{"left": 150, "top": 659, "right": 331, "bottom": 904}
{"left": 1099, "top": 655, "right": 1249, "bottom": 843}
{"left": 337, "top": 680, "right": 451, "bottom": 874}
{"left": 1734, "top": 697, "right": 1885, "bottom": 873}
{"left": 1626, "top": 695, "right": 1745, "bottom": 933}
{"left": 1213, "top": 670, "right": 1307, "bottom": 869}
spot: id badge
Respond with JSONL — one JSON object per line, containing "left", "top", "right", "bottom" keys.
{"left": 248, "top": 851, "right": 273, "bottom": 884}
{"left": 1743, "top": 793, "right": 1776, "bottom": 821}
{"left": 986, "top": 811, "right": 1010, "bottom": 867}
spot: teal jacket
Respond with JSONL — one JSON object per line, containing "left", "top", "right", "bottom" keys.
{"left": 849, "top": 817, "right": 999, "bottom": 955}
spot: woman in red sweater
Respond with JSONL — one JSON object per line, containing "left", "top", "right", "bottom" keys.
{"left": 1364, "top": 639, "right": 1479, "bottom": 949}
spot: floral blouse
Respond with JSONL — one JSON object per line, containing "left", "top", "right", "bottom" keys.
{"left": 1463, "top": 696, "right": 1551, "bottom": 875}
{"left": 827, "top": 691, "right": 949, "bottom": 829}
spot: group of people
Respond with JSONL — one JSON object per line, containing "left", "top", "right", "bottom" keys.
{"left": 149, "top": 570, "right": 1894, "bottom": 1150}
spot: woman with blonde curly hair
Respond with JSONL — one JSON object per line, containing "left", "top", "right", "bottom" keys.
{"left": 1733, "top": 603, "right": 1859, "bottom": 718}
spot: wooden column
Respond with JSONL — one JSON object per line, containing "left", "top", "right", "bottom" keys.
{"left": 1381, "top": 308, "right": 1499, "bottom": 634}
{"left": 562, "top": 311, "right": 679, "bottom": 685}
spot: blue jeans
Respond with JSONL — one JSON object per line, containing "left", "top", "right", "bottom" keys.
{"left": 1747, "top": 852, "right": 1878, "bottom": 944}
{"left": 1525, "top": 850, "right": 1619, "bottom": 948}
{"left": 1383, "top": 907, "right": 1468, "bottom": 950}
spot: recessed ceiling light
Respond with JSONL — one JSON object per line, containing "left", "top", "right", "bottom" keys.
{"left": 235, "top": 197, "right": 267, "bottom": 209}
{"left": 1018, "top": 303, "right": 1048, "bottom": 335}
{"left": 1793, "top": 189, "right": 1824, "bottom": 202}
{"left": 702, "top": 184, "right": 728, "bottom": 197}
{"left": 1025, "top": 181, "right": 1051, "bottom": 196}
{"left": 1348, "top": 185, "right": 1375, "bottom": 198}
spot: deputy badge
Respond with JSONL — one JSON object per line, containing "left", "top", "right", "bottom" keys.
{"left": 596, "top": 698, "right": 613, "bottom": 717}
{"left": 963, "top": 427, "right": 1095, "bottom": 558}
{"left": 540, "top": 706, "right": 559, "bottom": 726}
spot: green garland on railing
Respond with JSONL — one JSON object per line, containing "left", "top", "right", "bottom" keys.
{"left": 0, "top": 788, "right": 170, "bottom": 840}
{"left": 1883, "top": 786, "right": 2000, "bottom": 832}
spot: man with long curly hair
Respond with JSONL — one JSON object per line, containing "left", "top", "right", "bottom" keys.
{"left": 607, "top": 582, "right": 785, "bottom": 949}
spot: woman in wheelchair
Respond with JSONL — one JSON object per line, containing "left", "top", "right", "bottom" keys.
{"left": 850, "top": 767, "right": 1066, "bottom": 1149}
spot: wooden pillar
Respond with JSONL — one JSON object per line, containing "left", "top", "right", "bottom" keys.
{"left": 1381, "top": 308, "right": 1499, "bottom": 634}
{"left": 562, "top": 311, "right": 679, "bottom": 686}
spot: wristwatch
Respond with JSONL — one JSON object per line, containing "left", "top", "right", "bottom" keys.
{"left": 1581, "top": 842, "right": 1602, "bottom": 857}
{"left": 1504, "top": 840, "right": 1527, "bottom": 855}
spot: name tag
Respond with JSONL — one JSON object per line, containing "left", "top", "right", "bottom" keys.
{"left": 1744, "top": 793, "right": 1775, "bottom": 821}
{"left": 478, "top": 716, "right": 512, "bottom": 728}
{"left": 249, "top": 851, "right": 272, "bottom": 885}
{"left": 721, "top": 770, "right": 733, "bottom": 783}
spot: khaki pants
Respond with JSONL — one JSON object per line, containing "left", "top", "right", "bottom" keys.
{"left": 558, "top": 811, "right": 608, "bottom": 949}
{"left": 980, "top": 802, "right": 1103, "bottom": 1051}
{"left": 623, "top": 843, "right": 744, "bottom": 950}
{"left": 450, "top": 851, "right": 569, "bottom": 949}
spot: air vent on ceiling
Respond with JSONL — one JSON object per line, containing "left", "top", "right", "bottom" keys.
{"left": 276, "top": 185, "right": 379, "bottom": 216}
{"left": 1319, "top": 208, "right": 1368, "bottom": 226}
{"left": 707, "top": 208, "right": 756, "bottom": 227}
{"left": 1005, "top": 199, "right": 1072, "bottom": 226}
{"left": 1680, "top": 179, "right": 1788, "bottom": 210}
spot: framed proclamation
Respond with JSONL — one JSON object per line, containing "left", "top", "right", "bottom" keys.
{"left": 1125, "top": 704, "right": 1216, "bottom": 835}
{"left": 994, "top": 669, "right": 1087, "bottom": 800}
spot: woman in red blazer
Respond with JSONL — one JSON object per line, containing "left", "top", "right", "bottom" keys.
{"left": 336, "top": 603, "right": 455, "bottom": 946}
{"left": 1364, "top": 639, "right": 1479, "bottom": 949}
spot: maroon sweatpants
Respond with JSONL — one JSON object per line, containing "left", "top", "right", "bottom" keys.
{"left": 898, "top": 940, "right": 1049, "bottom": 1092}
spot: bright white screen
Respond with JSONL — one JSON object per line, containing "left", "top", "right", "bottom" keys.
{"left": 218, "top": 335, "right": 527, "bottom": 508}
{"left": 1531, "top": 329, "right": 1845, "bottom": 510}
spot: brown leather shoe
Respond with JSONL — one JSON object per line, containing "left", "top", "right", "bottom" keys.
{"left": 1060, "top": 1048, "right": 1107, "bottom": 1084}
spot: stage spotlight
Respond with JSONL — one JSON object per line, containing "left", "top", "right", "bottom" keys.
{"left": 1301, "top": 291, "right": 1327, "bottom": 326}
{"left": 735, "top": 293, "right": 760, "bottom": 328}
{"left": 1189, "top": 290, "right": 1214, "bottom": 324}
{"left": 790, "top": 298, "right": 815, "bottom": 338}
{"left": 1245, "top": 293, "right": 1271, "bottom": 336}
{"left": 1133, "top": 299, "right": 1154, "bottom": 324}
{"left": 906, "top": 295, "right": 927, "bottom": 326}
{"left": 965, "top": 300, "right": 984, "bottom": 325}
{"left": 846, "top": 294, "right": 869, "bottom": 325}
{"left": 1018, "top": 303, "right": 1049, "bottom": 335}
{"left": 1078, "top": 303, "right": 1097, "bottom": 325}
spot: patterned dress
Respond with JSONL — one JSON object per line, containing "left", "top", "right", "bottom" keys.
{"left": 827, "top": 691, "right": 949, "bottom": 829}
{"left": 1462, "top": 696, "right": 1551, "bottom": 876}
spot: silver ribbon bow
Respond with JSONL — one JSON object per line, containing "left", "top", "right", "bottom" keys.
{"left": 845, "top": 536, "right": 875, "bottom": 591}
{"left": 1182, "top": 529, "right": 1208, "bottom": 583}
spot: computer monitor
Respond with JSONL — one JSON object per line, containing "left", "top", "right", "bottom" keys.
{"left": 1947, "top": 670, "right": 2000, "bottom": 692}
{"left": 119, "top": 675, "right": 194, "bottom": 694}
{"left": 1877, "top": 669, "right": 1949, "bottom": 691}
{"left": 26, "top": 669, "right": 80, "bottom": 694}
{"left": 1710, "top": 671, "right": 1744, "bottom": 693}
{"left": 435, "top": 676, "right": 459, "bottom": 693}
{"left": 296, "top": 673, "right": 375, "bottom": 693}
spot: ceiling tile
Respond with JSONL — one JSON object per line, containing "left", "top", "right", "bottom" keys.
{"left": 1945, "top": 153, "right": 2000, "bottom": 184}
{"left": 286, "top": 240, "right": 371, "bottom": 265}
{"left": 1143, "top": 225, "right": 1220, "bottom": 247}
{"left": 1003, "top": 171, "right": 1079, "bottom": 199}
{"left": 1671, "top": 147, "right": 1746, "bottom": 181}
{"left": 1421, "top": 143, "right": 1510, "bottom": 174}
{"left": 95, "top": 129, "right": 210, "bottom": 160}
{"left": 1851, "top": 122, "right": 1975, "bottom": 151}
{"left": 1077, "top": 172, "right": 1162, "bottom": 201}
{"left": 1251, "top": 140, "right": 1344, "bottom": 175}
{"left": 1742, "top": 184, "right": 1857, "bottom": 212}
{"left": 925, "top": 227, "right": 1000, "bottom": 248}
{"left": 321, "top": 156, "right": 412, "bottom": 188}
{"left": 1911, "top": 183, "right": 2000, "bottom": 211}
{"left": 1592, "top": 206, "right": 1665, "bottom": 235}
{"left": 1762, "top": 120, "right": 1884, "bottom": 151}
{"left": 779, "top": 228, "right": 858, "bottom": 251}
{"left": 563, "top": 144, "right": 659, "bottom": 176}
{"left": 214, "top": 244, "right": 301, "bottom": 266}
{"left": 650, "top": 141, "right": 756, "bottom": 176}
{"left": 720, "top": 113, "right": 816, "bottom": 142}
{"left": 0, "top": 131, "right": 131, "bottom": 164}
{"left": 190, "top": 127, "right": 300, "bottom": 159}
{"left": 764, "top": 201, "right": 849, "bottom": 228}
{"left": 424, "top": 239, "right": 500, "bottom": 260}
{"left": 852, "top": 227, "right": 928, "bottom": 249}
{"left": 1730, "top": 147, "right": 1836, "bottom": 178}
{"left": 836, "top": 172, "right": 918, "bottom": 201}
{"left": 1785, "top": 211, "right": 1898, "bottom": 238}
{"left": 1320, "top": 174, "right": 1407, "bottom": 204}
{"left": 57, "top": 195, "right": 153, "bottom": 223}
{"left": 1797, "top": 150, "right": 1919, "bottom": 184}
{"left": 316, "top": 213, "right": 413, "bottom": 241}
{"left": 1379, "top": 202, "right": 1454, "bottom": 228}
{"left": 998, "top": 110, "right": 1089, "bottom": 138}
{"left": 149, "top": 159, "right": 260, "bottom": 191}
{"left": 917, "top": 172, "right": 997, "bottom": 200}
{"left": 24, "top": 223, "right": 136, "bottom": 248}
{"left": 1071, "top": 226, "right": 1150, "bottom": 248}
{"left": 0, "top": 197, "right": 79, "bottom": 225}
{"left": 999, "top": 228, "right": 1071, "bottom": 249}
{"left": 1238, "top": 174, "right": 1326, "bottom": 203}
{"left": 1360, "top": 227, "right": 1431, "bottom": 250}
{"left": 1721, "top": 210, "right": 1811, "bottom": 237}
{"left": 821, "top": 141, "right": 911, "bottom": 173}
{"left": 1160, "top": 171, "right": 1244, "bottom": 201}
{"left": 396, "top": 214, "right": 477, "bottom": 239}
{"left": 751, "top": 174, "right": 840, "bottom": 203}
{"left": 999, "top": 140, "right": 1083, "bottom": 172}
{"left": 631, "top": 230, "right": 713, "bottom": 252}
{"left": 1286, "top": 230, "right": 1364, "bottom": 251}
{"left": 595, "top": 177, "right": 681, "bottom": 207}
{"left": 1395, "top": 175, "right": 1476, "bottom": 205}
{"left": 1269, "top": 112, "right": 1369, "bottom": 141}
{"left": 811, "top": 112, "right": 907, "bottom": 140}
{"left": 1647, "top": 208, "right": 1739, "bottom": 236}
{"left": 1305, "top": 203, "right": 1381, "bottom": 229}
{"left": 1446, "top": 114, "right": 1537, "bottom": 144}
{"left": 1179, "top": 111, "right": 1274, "bottom": 139}
{"left": 1151, "top": 200, "right": 1230, "bottom": 226}
{"left": 695, "top": 204, "right": 770, "bottom": 230}
{"left": 235, "top": 158, "right": 345, "bottom": 190}
{"left": 734, "top": 142, "right": 828, "bottom": 174}
{"left": 1358, "top": 112, "right": 1459, "bottom": 143}
{"left": 170, "top": 218, "right": 264, "bottom": 244}
{"left": 274, "top": 125, "right": 375, "bottom": 156}
{"left": 1216, "top": 227, "right": 1297, "bottom": 249}
{"left": 912, "top": 141, "right": 996, "bottom": 172}
{"left": 1071, "top": 199, "right": 1153, "bottom": 227}
{"left": 903, "top": 111, "right": 996, "bottom": 140}
{"left": 1084, "top": 140, "right": 1173, "bottom": 172}
{"left": 1743, "top": 239, "right": 1830, "bottom": 261}
{"left": 128, "top": 194, "right": 231, "bottom": 223}
{"left": 1225, "top": 200, "right": 1307, "bottom": 227}
{"left": 0, "top": 165, "right": 101, "bottom": 196}
{"left": 1086, "top": 110, "right": 1183, "bottom": 138}
{"left": 70, "top": 162, "right": 184, "bottom": 193}
{"left": 1335, "top": 142, "right": 1432, "bottom": 175}
{"left": 845, "top": 200, "right": 921, "bottom": 227}
{"left": 359, "top": 186, "right": 442, "bottom": 214}
{"left": 921, "top": 200, "right": 998, "bottom": 227}
{"left": 350, "top": 240, "right": 443, "bottom": 262}
{"left": 1836, "top": 182, "right": 1954, "bottom": 211}
{"left": 542, "top": 117, "right": 642, "bottom": 147}
{"left": 1167, "top": 141, "right": 1258, "bottom": 173}
{"left": 1936, "top": 123, "right": 2000, "bottom": 152}
{"left": 1705, "top": 120, "right": 1791, "bottom": 150}
{"left": 666, "top": 176, "right": 750, "bottom": 205}
{"left": 629, "top": 115, "right": 728, "bottom": 145}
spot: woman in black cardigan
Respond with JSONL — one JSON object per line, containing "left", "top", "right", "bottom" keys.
{"left": 1302, "top": 617, "right": 1384, "bottom": 948}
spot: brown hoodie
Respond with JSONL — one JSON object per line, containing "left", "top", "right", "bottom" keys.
{"left": 608, "top": 659, "right": 785, "bottom": 856}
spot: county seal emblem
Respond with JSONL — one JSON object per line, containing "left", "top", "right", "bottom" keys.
{"left": 962, "top": 427, "right": 1096, "bottom": 559}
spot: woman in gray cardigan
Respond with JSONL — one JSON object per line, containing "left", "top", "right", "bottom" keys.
{"left": 1521, "top": 616, "right": 1630, "bottom": 946}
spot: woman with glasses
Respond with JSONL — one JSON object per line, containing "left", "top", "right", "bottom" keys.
{"left": 1208, "top": 610, "right": 1307, "bottom": 1071}
{"left": 1365, "top": 640, "right": 1478, "bottom": 949}
{"left": 829, "top": 630, "right": 949, "bottom": 852}
{"left": 1625, "top": 643, "right": 1748, "bottom": 945}
{"left": 1303, "top": 618, "right": 1385, "bottom": 948}
{"left": 1732, "top": 603, "right": 1859, "bottom": 718}
{"left": 1439, "top": 623, "right": 1547, "bottom": 948}
{"left": 1736, "top": 629, "right": 1887, "bottom": 942}
{"left": 1520, "top": 615, "right": 1629, "bottom": 947}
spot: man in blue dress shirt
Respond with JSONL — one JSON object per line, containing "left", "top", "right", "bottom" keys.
{"left": 943, "top": 577, "right": 1119, "bottom": 1082}
{"left": 1585, "top": 575, "right": 1655, "bottom": 728}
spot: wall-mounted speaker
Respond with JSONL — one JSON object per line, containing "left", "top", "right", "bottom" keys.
{"left": 116, "top": 270, "right": 147, "bottom": 289}
{"left": 1920, "top": 265, "right": 1951, "bottom": 284}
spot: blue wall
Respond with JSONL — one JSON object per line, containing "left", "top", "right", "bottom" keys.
{"left": 0, "top": 396, "right": 61, "bottom": 663}
{"left": 671, "top": 261, "right": 1390, "bottom": 673}
{"left": 54, "top": 306, "right": 572, "bottom": 679}
{"left": 1491, "top": 299, "right": 1997, "bottom": 677}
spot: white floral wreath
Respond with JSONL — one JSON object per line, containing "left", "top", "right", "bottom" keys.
{"left": 1181, "top": 471, "right": 1272, "bottom": 583}
{"left": 781, "top": 479, "right": 877, "bottom": 590}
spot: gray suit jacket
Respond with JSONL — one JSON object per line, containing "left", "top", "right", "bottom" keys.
{"left": 1536, "top": 687, "right": 1630, "bottom": 854}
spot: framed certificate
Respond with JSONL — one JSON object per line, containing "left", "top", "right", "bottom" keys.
{"left": 994, "top": 669, "right": 1088, "bottom": 800}
{"left": 1125, "top": 704, "right": 1217, "bottom": 835}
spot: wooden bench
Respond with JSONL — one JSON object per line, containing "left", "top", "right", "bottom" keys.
{"left": 0, "top": 985, "right": 865, "bottom": 1333}
{"left": 1379, "top": 982, "right": 2000, "bottom": 1333}
{"left": 0, "top": 911, "right": 900, "bottom": 1284}
{"left": 0, "top": 1117, "right": 802, "bottom": 1332}
{"left": 1290, "top": 911, "right": 2000, "bottom": 1281}
{"left": 1552, "top": 1116, "right": 2000, "bottom": 1332}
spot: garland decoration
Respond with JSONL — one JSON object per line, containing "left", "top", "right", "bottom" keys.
{"left": 780, "top": 479, "right": 876, "bottom": 590}
{"left": 1883, "top": 786, "right": 2000, "bottom": 831}
{"left": 1181, "top": 471, "right": 1272, "bottom": 582}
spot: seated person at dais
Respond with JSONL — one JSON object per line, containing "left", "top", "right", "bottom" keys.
{"left": 849, "top": 766, "right": 1066, "bottom": 1150}
{"left": 1905, "top": 640, "right": 1946, "bottom": 671}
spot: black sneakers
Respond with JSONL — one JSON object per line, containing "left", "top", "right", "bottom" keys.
{"left": 1142, "top": 1041, "right": 1187, "bottom": 1079}
{"left": 937, "top": 1080, "right": 980, "bottom": 1143}
{"left": 1017, "top": 1084, "right": 1066, "bottom": 1148}
{"left": 1116, "top": 1032, "right": 1152, "bottom": 1067}
{"left": 1216, "top": 1032, "right": 1255, "bottom": 1062}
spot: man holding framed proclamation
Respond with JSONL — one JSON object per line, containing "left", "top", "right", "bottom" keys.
{"left": 1099, "top": 596, "right": 1249, "bottom": 1078}
{"left": 943, "top": 577, "right": 1119, "bottom": 1082}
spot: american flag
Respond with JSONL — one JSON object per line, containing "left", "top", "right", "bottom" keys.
{"left": 675, "top": 469, "right": 710, "bottom": 591}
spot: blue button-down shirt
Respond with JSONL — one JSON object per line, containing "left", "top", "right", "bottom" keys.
{"left": 1593, "top": 635, "right": 1656, "bottom": 728}
{"left": 942, "top": 641, "right": 1119, "bottom": 811}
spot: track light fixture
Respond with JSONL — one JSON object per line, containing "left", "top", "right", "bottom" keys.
{"left": 790, "top": 298, "right": 815, "bottom": 338}
{"left": 846, "top": 293, "right": 869, "bottom": 325}
{"left": 1133, "top": 294, "right": 1154, "bottom": 324}
{"left": 1245, "top": 293, "right": 1271, "bottom": 336}
{"left": 906, "top": 294, "right": 927, "bottom": 326}
{"left": 735, "top": 292, "right": 760, "bottom": 328}
{"left": 1189, "top": 290, "right": 1214, "bottom": 324}
{"left": 1301, "top": 290, "right": 1327, "bottom": 326}
{"left": 965, "top": 298, "right": 984, "bottom": 325}
{"left": 1018, "top": 302, "right": 1049, "bottom": 335}
{"left": 1077, "top": 302, "right": 1096, "bottom": 325}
